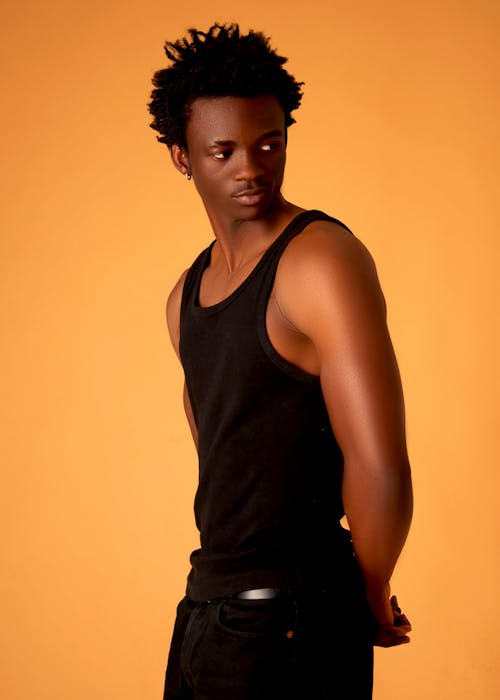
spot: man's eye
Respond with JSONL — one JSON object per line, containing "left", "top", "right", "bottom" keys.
{"left": 212, "top": 151, "right": 231, "bottom": 160}
{"left": 261, "top": 142, "right": 280, "bottom": 152}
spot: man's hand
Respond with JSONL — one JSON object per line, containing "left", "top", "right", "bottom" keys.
{"left": 372, "top": 595, "right": 412, "bottom": 647}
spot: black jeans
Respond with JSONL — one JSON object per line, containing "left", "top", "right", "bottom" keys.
{"left": 162, "top": 564, "right": 374, "bottom": 699}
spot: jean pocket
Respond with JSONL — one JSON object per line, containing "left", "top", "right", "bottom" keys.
{"left": 215, "top": 597, "right": 294, "bottom": 640}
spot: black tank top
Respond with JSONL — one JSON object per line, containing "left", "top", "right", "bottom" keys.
{"left": 180, "top": 210, "right": 352, "bottom": 601}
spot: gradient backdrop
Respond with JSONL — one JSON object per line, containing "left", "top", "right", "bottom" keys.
{"left": 1, "top": 1, "right": 499, "bottom": 698}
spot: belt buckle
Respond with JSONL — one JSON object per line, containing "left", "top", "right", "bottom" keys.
{"left": 235, "top": 587, "right": 281, "bottom": 600}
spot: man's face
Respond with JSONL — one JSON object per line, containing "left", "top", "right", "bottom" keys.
{"left": 179, "top": 95, "right": 287, "bottom": 222}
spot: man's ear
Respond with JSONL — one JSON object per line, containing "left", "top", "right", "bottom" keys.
{"left": 170, "top": 144, "right": 191, "bottom": 178}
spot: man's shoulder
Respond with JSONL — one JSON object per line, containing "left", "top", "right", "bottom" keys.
{"left": 166, "top": 241, "right": 213, "bottom": 317}
{"left": 165, "top": 268, "right": 190, "bottom": 354}
{"left": 167, "top": 268, "right": 189, "bottom": 310}
{"left": 272, "top": 215, "right": 387, "bottom": 344}
{"left": 278, "top": 216, "right": 377, "bottom": 284}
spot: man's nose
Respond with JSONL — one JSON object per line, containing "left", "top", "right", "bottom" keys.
{"left": 234, "top": 149, "right": 265, "bottom": 180}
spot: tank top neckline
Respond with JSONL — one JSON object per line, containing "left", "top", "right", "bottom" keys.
{"left": 193, "top": 209, "right": 322, "bottom": 315}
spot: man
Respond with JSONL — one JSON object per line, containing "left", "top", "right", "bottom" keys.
{"left": 149, "top": 23, "right": 413, "bottom": 700}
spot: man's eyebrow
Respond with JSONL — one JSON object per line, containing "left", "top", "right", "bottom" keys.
{"left": 210, "top": 139, "right": 236, "bottom": 147}
{"left": 258, "top": 130, "right": 284, "bottom": 140}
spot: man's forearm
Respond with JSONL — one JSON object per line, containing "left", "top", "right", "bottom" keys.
{"left": 342, "top": 460, "right": 413, "bottom": 623}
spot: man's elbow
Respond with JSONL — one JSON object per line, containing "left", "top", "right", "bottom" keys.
{"left": 344, "top": 456, "right": 413, "bottom": 517}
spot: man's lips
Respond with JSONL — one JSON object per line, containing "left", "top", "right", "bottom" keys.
{"left": 232, "top": 187, "right": 268, "bottom": 203}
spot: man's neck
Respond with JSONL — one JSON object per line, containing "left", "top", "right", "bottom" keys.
{"left": 205, "top": 199, "right": 304, "bottom": 274}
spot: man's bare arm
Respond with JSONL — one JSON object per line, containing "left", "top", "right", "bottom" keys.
{"left": 166, "top": 271, "right": 198, "bottom": 449}
{"left": 276, "top": 224, "right": 413, "bottom": 633}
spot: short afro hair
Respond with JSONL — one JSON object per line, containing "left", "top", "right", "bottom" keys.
{"left": 148, "top": 23, "right": 304, "bottom": 149}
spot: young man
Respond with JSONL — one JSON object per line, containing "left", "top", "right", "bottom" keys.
{"left": 149, "top": 23, "right": 413, "bottom": 700}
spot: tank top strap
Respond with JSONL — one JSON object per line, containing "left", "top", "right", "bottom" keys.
{"left": 271, "top": 209, "right": 351, "bottom": 257}
{"left": 180, "top": 242, "right": 215, "bottom": 317}
{"left": 256, "top": 208, "right": 352, "bottom": 305}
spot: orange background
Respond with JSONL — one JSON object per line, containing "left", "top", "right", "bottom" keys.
{"left": 1, "top": 1, "right": 499, "bottom": 698}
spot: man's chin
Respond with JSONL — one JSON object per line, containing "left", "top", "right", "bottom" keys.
{"left": 231, "top": 196, "right": 279, "bottom": 223}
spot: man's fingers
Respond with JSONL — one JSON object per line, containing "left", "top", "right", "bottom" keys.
{"left": 390, "top": 595, "right": 401, "bottom": 615}
{"left": 394, "top": 614, "right": 411, "bottom": 630}
{"left": 394, "top": 623, "right": 411, "bottom": 634}
{"left": 388, "top": 623, "right": 411, "bottom": 635}
{"left": 373, "top": 630, "right": 411, "bottom": 647}
{"left": 373, "top": 621, "right": 412, "bottom": 647}
{"left": 373, "top": 597, "right": 412, "bottom": 647}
